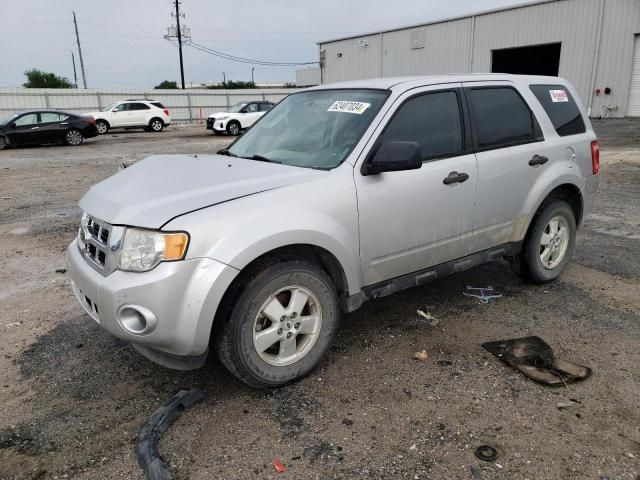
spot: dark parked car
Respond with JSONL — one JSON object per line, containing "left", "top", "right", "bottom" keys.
{"left": 0, "top": 110, "right": 98, "bottom": 149}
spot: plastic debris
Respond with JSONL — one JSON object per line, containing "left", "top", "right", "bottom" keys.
{"left": 413, "top": 350, "right": 429, "bottom": 361}
{"left": 483, "top": 336, "right": 592, "bottom": 386}
{"left": 409, "top": 443, "right": 417, "bottom": 451}
{"left": 463, "top": 286, "right": 503, "bottom": 303}
{"left": 272, "top": 458, "right": 286, "bottom": 473}
{"left": 55, "top": 268, "right": 67, "bottom": 274}
{"left": 557, "top": 399, "right": 581, "bottom": 410}
{"left": 136, "top": 388, "right": 205, "bottom": 480}
{"left": 416, "top": 307, "right": 439, "bottom": 326}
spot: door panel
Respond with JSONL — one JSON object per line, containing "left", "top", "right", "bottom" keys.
{"left": 109, "top": 104, "right": 127, "bottom": 127}
{"left": 356, "top": 85, "right": 478, "bottom": 286}
{"left": 8, "top": 113, "right": 40, "bottom": 145}
{"left": 463, "top": 81, "right": 557, "bottom": 252}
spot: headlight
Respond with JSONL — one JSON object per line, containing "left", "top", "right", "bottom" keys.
{"left": 116, "top": 228, "right": 189, "bottom": 272}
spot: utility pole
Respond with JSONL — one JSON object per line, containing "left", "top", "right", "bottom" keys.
{"left": 174, "top": 0, "right": 185, "bottom": 89}
{"left": 71, "top": 51, "right": 78, "bottom": 88}
{"left": 73, "top": 11, "right": 87, "bottom": 88}
{"left": 251, "top": 66, "right": 255, "bottom": 84}
{"left": 222, "top": 71, "right": 226, "bottom": 84}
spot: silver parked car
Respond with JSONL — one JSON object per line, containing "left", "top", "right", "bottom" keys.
{"left": 67, "top": 74, "right": 599, "bottom": 388}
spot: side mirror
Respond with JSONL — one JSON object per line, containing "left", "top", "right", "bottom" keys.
{"left": 112, "top": 109, "right": 118, "bottom": 112}
{"left": 362, "top": 141, "right": 422, "bottom": 175}
{"left": 9, "top": 123, "right": 16, "bottom": 129}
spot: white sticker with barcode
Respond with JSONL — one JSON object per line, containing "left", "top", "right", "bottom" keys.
{"left": 549, "top": 89, "right": 569, "bottom": 103}
{"left": 327, "top": 101, "right": 371, "bottom": 114}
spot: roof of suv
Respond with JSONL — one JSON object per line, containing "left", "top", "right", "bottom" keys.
{"left": 308, "top": 74, "right": 570, "bottom": 92}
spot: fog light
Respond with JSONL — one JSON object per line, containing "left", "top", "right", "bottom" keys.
{"left": 117, "top": 305, "right": 157, "bottom": 335}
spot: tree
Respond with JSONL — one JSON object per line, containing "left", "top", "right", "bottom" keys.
{"left": 23, "top": 69, "right": 72, "bottom": 88}
{"left": 207, "top": 80, "right": 256, "bottom": 90}
{"left": 154, "top": 80, "right": 178, "bottom": 89}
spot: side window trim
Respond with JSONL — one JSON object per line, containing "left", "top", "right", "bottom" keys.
{"left": 463, "top": 85, "right": 545, "bottom": 153}
{"left": 367, "top": 87, "right": 472, "bottom": 167}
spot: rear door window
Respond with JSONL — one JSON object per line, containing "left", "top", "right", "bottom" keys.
{"left": 382, "top": 90, "right": 464, "bottom": 161}
{"left": 468, "top": 87, "right": 542, "bottom": 149}
{"left": 129, "top": 103, "right": 150, "bottom": 110}
{"left": 529, "top": 84, "right": 586, "bottom": 136}
{"left": 40, "top": 113, "right": 61, "bottom": 123}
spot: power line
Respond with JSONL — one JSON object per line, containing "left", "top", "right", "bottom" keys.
{"left": 187, "top": 41, "right": 318, "bottom": 67}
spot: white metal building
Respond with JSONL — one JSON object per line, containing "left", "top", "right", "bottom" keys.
{"left": 318, "top": 0, "right": 640, "bottom": 117}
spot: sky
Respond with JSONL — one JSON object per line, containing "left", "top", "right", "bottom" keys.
{"left": 0, "top": 0, "right": 535, "bottom": 89}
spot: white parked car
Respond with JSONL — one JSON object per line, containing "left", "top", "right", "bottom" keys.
{"left": 206, "top": 101, "right": 274, "bottom": 135}
{"left": 85, "top": 100, "right": 171, "bottom": 134}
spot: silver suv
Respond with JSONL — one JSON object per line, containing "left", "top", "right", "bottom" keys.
{"left": 67, "top": 74, "right": 599, "bottom": 388}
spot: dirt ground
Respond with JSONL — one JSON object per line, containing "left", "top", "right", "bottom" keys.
{"left": 0, "top": 121, "right": 638, "bottom": 480}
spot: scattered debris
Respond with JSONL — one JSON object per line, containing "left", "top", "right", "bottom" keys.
{"left": 470, "top": 464, "right": 482, "bottom": 479}
{"left": 342, "top": 418, "right": 354, "bottom": 427}
{"left": 416, "top": 307, "right": 439, "bottom": 326}
{"left": 557, "top": 400, "right": 580, "bottom": 410}
{"left": 437, "top": 360, "right": 453, "bottom": 367}
{"left": 409, "top": 443, "right": 417, "bottom": 451}
{"left": 136, "top": 388, "right": 205, "bottom": 480}
{"left": 272, "top": 458, "right": 286, "bottom": 473}
{"left": 55, "top": 268, "right": 67, "bottom": 274}
{"left": 482, "top": 336, "right": 592, "bottom": 386}
{"left": 474, "top": 445, "right": 498, "bottom": 462}
{"left": 464, "top": 286, "right": 503, "bottom": 304}
{"left": 0, "top": 196, "right": 12, "bottom": 200}
{"left": 5, "top": 322, "right": 20, "bottom": 327}
{"left": 413, "top": 350, "right": 429, "bottom": 361}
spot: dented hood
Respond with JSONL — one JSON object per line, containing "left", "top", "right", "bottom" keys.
{"left": 79, "top": 154, "right": 324, "bottom": 229}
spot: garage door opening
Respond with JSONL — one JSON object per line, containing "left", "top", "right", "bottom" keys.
{"left": 491, "top": 43, "right": 561, "bottom": 76}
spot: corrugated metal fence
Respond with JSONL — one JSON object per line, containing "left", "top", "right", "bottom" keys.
{"left": 0, "top": 88, "right": 303, "bottom": 122}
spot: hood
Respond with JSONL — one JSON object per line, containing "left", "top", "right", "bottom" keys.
{"left": 208, "top": 111, "right": 229, "bottom": 118}
{"left": 79, "top": 154, "right": 326, "bottom": 229}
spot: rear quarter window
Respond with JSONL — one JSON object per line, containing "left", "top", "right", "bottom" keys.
{"left": 151, "top": 102, "right": 165, "bottom": 109}
{"left": 529, "top": 84, "right": 586, "bottom": 137}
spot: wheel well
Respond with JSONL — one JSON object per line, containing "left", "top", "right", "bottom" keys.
{"left": 96, "top": 119, "right": 109, "bottom": 127}
{"left": 541, "top": 184, "right": 583, "bottom": 226}
{"left": 149, "top": 117, "right": 164, "bottom": 125}
{"left": 227, "top": 119, "right": 241, "bottom": 127}
{"left": 212, "top": 245, "right": 350, "bottom": 342}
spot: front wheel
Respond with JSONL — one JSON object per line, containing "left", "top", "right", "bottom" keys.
{"left": 0, "top": 136, "right": 7, "bottom": 149}
{"left": 214, "top": 259, "right": 339, "bottom": 388}
{"left": 96, "top": 120, "right": 109, "bottom": 135}
{"left": 64, "top": 128, "right": 84, "bottom": 146}
{"left": 510, "top": 200, "right": 576, "bottom": 283}
{"left": 226, "top": 121, "right": 240, "bottom": 136}
{"left": 149, "top": 118, "right": 164, "bottom": 132}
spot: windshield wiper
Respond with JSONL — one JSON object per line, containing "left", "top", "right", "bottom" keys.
{"left": 217, "top": 149, "right": 237, "bottom": 157}
{"left": 244, "top": 154, "right": 281, "bottom": 164}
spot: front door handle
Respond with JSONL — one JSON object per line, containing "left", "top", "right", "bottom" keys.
{"left": 443, "top": 171, "right": 470, "bottom": 185}
{"left": 529, "top": 155, "right": 549, "bottom": 166}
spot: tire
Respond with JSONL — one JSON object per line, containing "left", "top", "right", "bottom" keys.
{"left": 214, "top": 258, "right": 339, "bottom": 388}
{"left": 64, "top": 128, "right": 84, "bottom": 146}
{"left": 0, "top": 136, "right": 7, "bottom": 149}
{"left": 510, "top": 200, "right": 576, "bottom": 283}
{"left": 95, "top": 120, "right": 109, "bottom": 135}
{"left": 149, "top": 118, "right": 164, "bottom": 132}
{"left": 226, "top": 121, "right": 240, "bottom": 136}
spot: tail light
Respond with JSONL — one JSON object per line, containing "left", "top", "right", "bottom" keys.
{"left": 590, "top": 140, "right": 599, "bottom": 175}
{"left": 163, "top": 109, "right": 170, "bottom": 116}
{"left": 82, "top": 115, "right": 96, "bottom": 125}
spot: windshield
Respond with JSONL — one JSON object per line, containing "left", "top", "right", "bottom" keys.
{"left": 0, "top": 113, "right": 18, "bottom": 125}
{"left": 101, "top": 103, "right": 117, "bottom": 112}
{"left": 227, "top": 89, "right": 388, "bottom": 169}
{"left": 227, "top": 102, "right": 248, "bottom": 113}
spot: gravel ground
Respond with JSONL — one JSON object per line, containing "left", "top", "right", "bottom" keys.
{"left": 0, "top": 121, "right": 638, "bottom": 480}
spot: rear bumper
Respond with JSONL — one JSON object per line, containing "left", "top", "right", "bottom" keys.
{"left": 582, "top": 174, "right": 600, "bottom": 224}
{"left": 66, "top": 239, "right": 239, "bottom": 361}
{"left": 82, "top": 125, "right": 99, "bottom": 138}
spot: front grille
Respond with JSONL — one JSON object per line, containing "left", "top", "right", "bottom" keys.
{"left": 78, "top": 213, "right": 124, "bottom": 275}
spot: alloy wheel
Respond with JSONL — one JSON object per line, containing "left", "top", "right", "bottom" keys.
{"left": 66, "top": 130, "right": 83, "bottom": 146}
{"left": 539, "top": 215, "right": 570, "bottom": 269}
{"left": 252, "top": 285, "right": 322, "bottom": 367}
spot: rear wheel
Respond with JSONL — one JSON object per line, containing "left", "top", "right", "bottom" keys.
{"left": 95, "top": 120, "right": 109, "bottom": 135}
{"left": 149, "top": 118, "right": 164, "bottom": 132}
{"left": 64, "top": 128, "right": 84, "bottom": 146}
{"left": 214, "top": 258, "right": 339, "bottom": 388}
{"left": 510, "top": 200, "right": 576, "bottom": 283}
{"left": 226, "top": 121, "right": 240, "bottom": 136}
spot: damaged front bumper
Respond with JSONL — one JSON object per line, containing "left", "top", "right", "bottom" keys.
{"left": 66, "top": 239, "right": 239, "bottom": 370}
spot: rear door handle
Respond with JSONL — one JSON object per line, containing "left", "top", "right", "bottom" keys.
{"left": 443, "top": 171, "right": 470, "bottom": 185}
{"left": 529, "top": 155, "right": 549, "bottom": 166}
